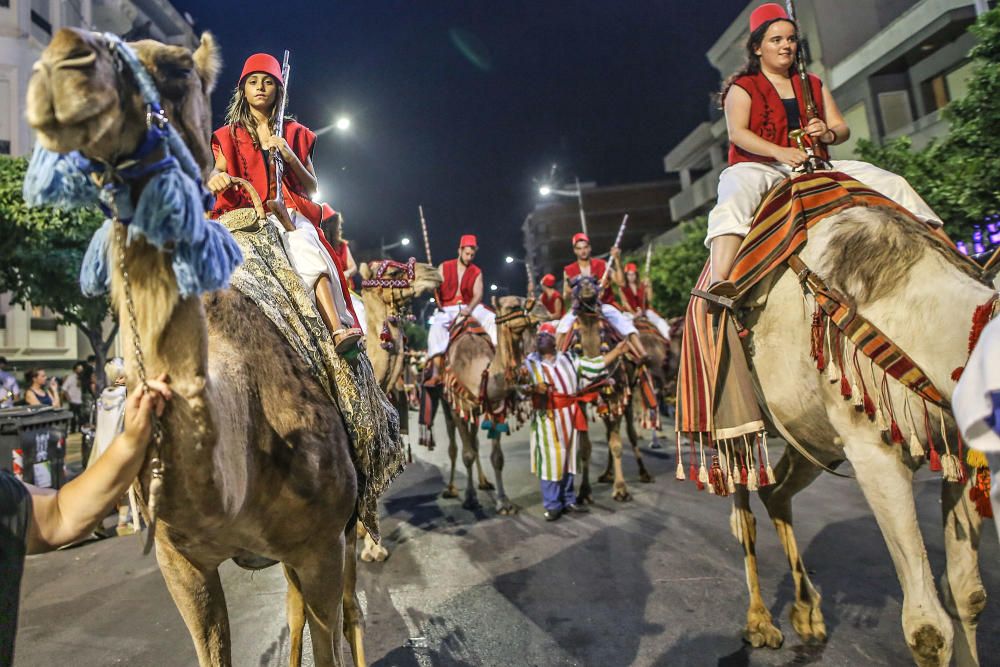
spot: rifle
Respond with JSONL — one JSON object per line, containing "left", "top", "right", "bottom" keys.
{"left": 272, "top": 50, "right": 292, "bottom": 207}
{"left": 600, "top": 214, "right": 629, "bottom": 288}
{"left": 784, "top": 1, "right": 825, "bottom": 172}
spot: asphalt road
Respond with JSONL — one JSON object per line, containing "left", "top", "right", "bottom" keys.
{"left": 14, "top": 414, "right": 1000, "bottom": 666}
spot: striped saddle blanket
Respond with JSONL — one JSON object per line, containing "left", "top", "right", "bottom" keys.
{"left": 676, "top": 171, "right": 917, "bottom": 436}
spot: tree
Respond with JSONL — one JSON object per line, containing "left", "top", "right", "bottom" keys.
{"left": 629, "top": 216, "right": 709, "bottom": 319}
{"left": 856, "top": 7, "right": 1000, "bottom": 240}
{"left": 0, "top": 155, "right": 117, "bottom": 385}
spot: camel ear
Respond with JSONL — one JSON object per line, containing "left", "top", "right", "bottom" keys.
{"left": 193, "top": 32, "right": 222, "bottom": 94}
{"left": 359, "top": 262, "right": 372, "bottom": 280}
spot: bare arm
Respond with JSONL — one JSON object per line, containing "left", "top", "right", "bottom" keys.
{"left": 26, "top": 377, "right": 171, "bottom": 553}
{"left": 343, "top": 244, "right": 358, "bottom": 280}
{"left": 464, "top": 273, "right": 485, "bottom": 313}
{"left": 562, "top": 272, "right": 571, "bottom": 303}
{"left": 804, "top": 86, "right": 850, "bottom": 146}
{"left": 725, "top": 86, "right": 807, "bottom": 168}
{"left": 261, "top": 135, "right": 318, "bottom": 196}
{"left": 601, "top": 340, "right": 630, "bottom": 366}
{"left": 206, "top": 151, "right": 233, "bottom": 195}
{"left": 24, "top": 390, "right": 39, "bottom": 406}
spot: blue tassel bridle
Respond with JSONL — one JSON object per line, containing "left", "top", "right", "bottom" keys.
{"left": 23, "top": 32, "right": 242, "bottom": 299}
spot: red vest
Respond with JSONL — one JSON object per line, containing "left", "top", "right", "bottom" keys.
{"left": 727, "top": 71, "right": 829, "bottom": 165}
{"left": 564, "top": 258, "right": 618, "bottom": 306}
{"left": 438, "top": 259, "right": 481, "bottom": 307}
{"left": 330, "top": 240, "right": 349, "bottom": 269}
{"left": 540, "top": 291, "right": 564, "bottom": 318}
{"left": 622, "top": 283, "right": 645, "bottom": 311}
{"left": 211, "top": 121, "right": 323, "bottom": 225}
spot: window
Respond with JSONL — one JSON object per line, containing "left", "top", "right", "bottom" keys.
{"left": 830, "top": 101, "right": 870, "bottom": 160}
{"left": 30, "top": 0, "right": 52, "bottom": 40}
{"left": 945, "top": 60, "right": 976, "bottom": 103}
{"left": 30, "top": 305, "right": 58, "bottom": 331}
{"left": 877, "top": 90, "right": 914, "bottom": 136}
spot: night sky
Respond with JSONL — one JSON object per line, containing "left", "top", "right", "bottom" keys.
{"left": 171, "top": 1, "right": 748, "bottom": 289}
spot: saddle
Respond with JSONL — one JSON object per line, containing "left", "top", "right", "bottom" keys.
{"left": 446, "top": 314, "right": 495, "bottom": 353}
{"left": 633, "top": 315, "right": 668, "bottom": 343}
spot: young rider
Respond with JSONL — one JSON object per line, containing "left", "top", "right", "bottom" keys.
{"left": 207, "top": 53, "right": 362, "bottom": 354}
{"left": 707, "top": 3, "right": 944, "bottom": 286}
{"left": 621, "top": 263, "right": 670, "bottom": 341}
{"left": 539, "top": 274, "right": 565, "bottom": 319}
{"left": 319, "top": 204, "right": 366, "bottom": 334}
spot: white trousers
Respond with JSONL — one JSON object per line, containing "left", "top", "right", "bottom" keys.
{"left": 350, "top": 291, "right": 367, "bottom": 335}
{"left": 272, "top": 212, "right": 356, "bottom": 329}
{"left": 556, "top": 304, "right": 638, "bottom": 338}
{"left": 626, "top": 309, "right": 671, "bottom": 341}
{"left": 427, "top": 304, "right": 497, "bottom": 357}
{"left": 706, "top": 160, "right": 943, "bottom": 246}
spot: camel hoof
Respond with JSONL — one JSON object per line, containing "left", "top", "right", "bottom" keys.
{"left": 362, "top": 543, "right": 390, "bottom": 563}
{"left": 744, "top": 618, "right": 784, "bottom": 649}
{"left": 597, "top": 472, "right": 614, "bottom": 484}
{"left": 478, "top": 480, "right": 496, "bottom": 491}
{"left": 612, "top": 488, "right": 632, "bottom": 502}
{"left": 441, "top": 485, "right": 459, "bottom": 499}
{"left": 908, "top": 624, "right": 946, "bottom": 667}
{"left": 577, "top": 491, "right": 594, "bottom": 505}
{"left": 462, "top": 494, "right": 481, "bottom": 511}
{"left": 650, "top": 440, "right": 663, "bottom": 450}
{"left": 790, "top": 602, "right": 827, "bottom": 644}
{"left": 639, "top": 471, "right": 654, "bottom": 483}
{"left": 495, "top": 497, "right": 517, "bottom": 515}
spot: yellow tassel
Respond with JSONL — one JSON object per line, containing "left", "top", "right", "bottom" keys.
{"left": 675, "top": 462, "right": 686, "bottom": 481}
{"left": 727, "top": 470, "right": 736, "bottom": 494}
{"left": 968, "top": 448, "right": 989, "bottom": 469}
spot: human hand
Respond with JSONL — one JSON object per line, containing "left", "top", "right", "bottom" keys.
{"left": 47, "top": 377, "right": 59, "bottom": 392}
{"left": 261, "top": 135, "right": 292, "bottom": 158}
{"left": 458, "top": 307, "right": 471, "bottom": 318}
{"left": 772, "top": 146, "right": 808, "bottom": 168}
{"left": 805, "top": 117, "right": 828, "bottom": 140}
{"left": 120, "top": 374, "right": 172, "bottom": 452}
{"left": 533, "top": 382, "right": 549, "bottom": 395}
{"left": 207, "top": 171, "right": 233, "bottom": 194}
{"left": 610, "top": 247, "right": 621, "bottom": 259}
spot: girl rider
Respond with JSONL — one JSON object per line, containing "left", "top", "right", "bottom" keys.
{"left": 707, "top": 3, "right": 944, "bottom": 286}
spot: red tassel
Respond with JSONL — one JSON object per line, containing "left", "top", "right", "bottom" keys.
{"left": 758, "top": 461, "right": 770, "bottom": 486}
{"left": 811, "top": 308, "right": 826, "bottom": 371}
{"left": 929, "top": 447, "right": 943, "bottom": 472}
{"left": 863, "top": 390, "right": 876, "bottom": 419}
{"left": 971, "top": 467, "right": 994, "bottom": 519}
{"left": 890, "top": 419, "right": 905, "bottom": 445}
{"left": 740, "top": 463, "right": 748, "bottom": 486}
{"left": 968, "top": 297, "right": 996, "bottom": 355}
{"left": 689, "top": 463, "right": 697, "bottom": 483}
{"left": 952, "top": 366, "right": 965, "bottom": 382}
{"left": 710, "top": 455, "right": 728, "bottom": 496}
{"left": 840, "top": 376, "right": 851, "bottom": 398}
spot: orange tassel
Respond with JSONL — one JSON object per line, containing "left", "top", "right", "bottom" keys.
{"left": 890, "top": 419, "right": 905, "bottom": 445}
{"left": 971, "top": 467, "right": 994, "bottom": 519}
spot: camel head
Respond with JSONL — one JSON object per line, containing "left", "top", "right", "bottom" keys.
{"left": 570, "top": 275, "right": 601, "bottom": 314}
{"left": 359, "top": 259, "right": 441, "bottom": 317}
{"left": 26, "top": 28, "right": 221, "bottom": 177}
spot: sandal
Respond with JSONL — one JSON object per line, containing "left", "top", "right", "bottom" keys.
{"left": 333, "top": 328, "right": 364, "bottom": 356}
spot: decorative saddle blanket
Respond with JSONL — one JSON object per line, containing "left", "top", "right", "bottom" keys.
{"left": 219, "top": 207, "right": 404, "bottom": 541}
{"left": 447, "top": 315, "right": 494, "bottom": 352}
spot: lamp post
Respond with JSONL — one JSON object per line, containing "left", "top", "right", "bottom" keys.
{"left": 314, "top": 114, "right": 353, "bottom": 138}
{"left": 538, "top": 175, "right": 589, "bottom": 236}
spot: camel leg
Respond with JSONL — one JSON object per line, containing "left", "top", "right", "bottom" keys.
{"left": 597, "top": 421, "right": 614, "bottom": 484}
{"left": 732, "top": 486, "right": 784, "bottom": 649}
{"left": 457, "top": 420, "right": 482, "bottom": 511}
{"left": 343, "top": 528, "right": 366, "bottom": 667}
{"left": 577, "top": 428, "right": 595, "bottom": 504}
{"left": 609, "top": 422, "right": 631, "bottom": 502}
{"left": 155, "top": 537, "right": 232, "bottom": 667}
{"left": 757, "top": 447, "right": 827, "bottom": 644}
{"left": 292, "top": 536, "right": 347, "bottom": 667}
{"left": 940, "top": 476, "right": 986, "bottom": 667}
{"left": 625, "top": 403, "right": 653, "bottom": 483}
{"left": 844, "top": 434, "right": 953, "bottom": 666}
{"left": 359, "top": 520, "right": 389, "bottom": 563}
{"left": 476, "top": 452, "right": 495, "bottom": 491}
{"left": 490, "top": 435, "right": 515, "bottom": 514}
{"left": 284, "top": 565, "right": 306, "bottom": 667}
{"left": 441, "top": 404, "right": 459, "bottom": 498}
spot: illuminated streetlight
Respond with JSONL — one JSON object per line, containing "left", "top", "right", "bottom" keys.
{"left": 335, "top": 115, "right": 352, "bottom": 132}
{"left": 538, "top": 185, "right": 552, "bottom": 197}
{"left": 401, "top": 237, "right": 411, "bottom": 246}
{"left": 490, "top": 283, "right": 498, "bottom": 292}
{"left": 505, "top": 255, "right": 515, "bottom": 264}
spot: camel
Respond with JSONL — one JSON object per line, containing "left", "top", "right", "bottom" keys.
{"left": 437, "top": 295, "right": 541, "bottom": 513}
{"left": 355, "top": 258, "right": 441, "bottom": 561}
{"left": 718, "top": 205, "right": 991, "bottom": 666}
{"left": 27, "top": 29, "right": 375, "bottom": 666}
{"left": 567, "top": 276, "right": 653, "bottom": 503}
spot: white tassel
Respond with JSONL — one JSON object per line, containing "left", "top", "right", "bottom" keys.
{"left": 851, "top": 382, "right": 863, "bottom": 408}
{"left": 942, "top": 454, "right": 960, "bottom": 482}
{"left": 875, "top": 406, "right": 888, "bottom": 432}
{"left": 747, "top": 464, "right": 759, "bottom": 492}
{"left": 675, "top": 461, "right": 686, "bottom": 481}
{"left": 909, "top": 432, "right": 925, "bottom": 459}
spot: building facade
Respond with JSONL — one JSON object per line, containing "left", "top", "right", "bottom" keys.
{"left": 663, "top": 0, "right": 986, "bottom": 223}
{"left": 522, "top": 179, "right": 679, "bottom": 279}
{"left": 0, "top": 0, "right": 197, "bottom": 371}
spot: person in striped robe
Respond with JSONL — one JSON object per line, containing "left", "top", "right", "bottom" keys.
{"left": 524, "top": 322, "right": 629, "bottom": 521}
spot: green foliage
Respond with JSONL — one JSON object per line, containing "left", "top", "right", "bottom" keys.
{"left": 855, "top": 7, "right": 1000, "bottom": 240}
{"left": 404, "top": 318, "right": 428, "bottom": 350}
{"left": 628, "top": 216, "right": 709, "bottom": 318}
{"left": 0, "top": 155, "right": 114, "bottom": 356}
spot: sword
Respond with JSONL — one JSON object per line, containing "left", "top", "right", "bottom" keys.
{"left": 600, "top": 214, "right": 629, "bottom": 286}
{"left": 418, "top": 205, "right": 433, "bottom": 264}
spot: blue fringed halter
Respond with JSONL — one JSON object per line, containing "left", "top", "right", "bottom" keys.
{"left": 23, "top": 33, "right": 242, "bottom": 298}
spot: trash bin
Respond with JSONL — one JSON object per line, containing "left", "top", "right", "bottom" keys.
{"left": 0, "top": 406, "right": 71, "bottom": 489}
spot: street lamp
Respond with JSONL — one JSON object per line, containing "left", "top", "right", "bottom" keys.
{"left": 537, "top": 175, "right": 589, "bottom": 236}
{"left": 315, "top": 114, "right": 354, "bottom": 137}
{"left": 504, "top": 255, "right": 535, "bottom": 293}
{"left": 490, "top": 283, "right": 498, "bottom": 292}
{"left": 380, "top": 236, "right": 411, "bottom": 255}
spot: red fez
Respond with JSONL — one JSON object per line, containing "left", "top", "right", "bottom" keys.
{"left": 539, "top": 322, "right": 557, "bottom": 336}
{"left": 240, "top": 53, "right": 284, "bottom": 85}
{"left": 572, "top": 232, "right": 590, "bottom": 246}
{"left": 320, "top": 203, "right": 336, "bottom": 222}
{"left": 625, "top": 263, "right": 638, "bottom": 273}
{"left": 749, "top": 3, "right": 790, "bottom": 32}
{"left": 541, "top": 274, "right": 556, "bottom": 288}
{"left": 459, "top": 234, "right": 478, "bottom": 249}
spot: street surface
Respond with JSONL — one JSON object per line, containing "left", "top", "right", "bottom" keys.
{"left": 15, "top": 414, "right": 1000, "bottom": 666}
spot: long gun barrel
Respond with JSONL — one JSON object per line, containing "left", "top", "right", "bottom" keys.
{"left": 272, "top": 50, "right": 291, "bottom": 205}
{"left": 600, "top": 214, "right": 629, "bottom": 286}
{"left": 784, "top": 1, "right": 817, "bottom": 120}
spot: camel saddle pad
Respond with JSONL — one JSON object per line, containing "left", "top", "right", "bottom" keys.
{"left": 634, "top": 316, "right": 667, "bottom": 343}
{"left": 447, "top": 315, "right": 495, "bottom": 353}
{"left": 676, "top": 171, "right": 915, "bottom": 436}
{"left": 219, "top": 209, "right": 404, "bottom": 541}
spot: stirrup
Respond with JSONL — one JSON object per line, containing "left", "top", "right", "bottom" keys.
{"left": 333, "top": 328, "right": 363, "bottom": 357}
